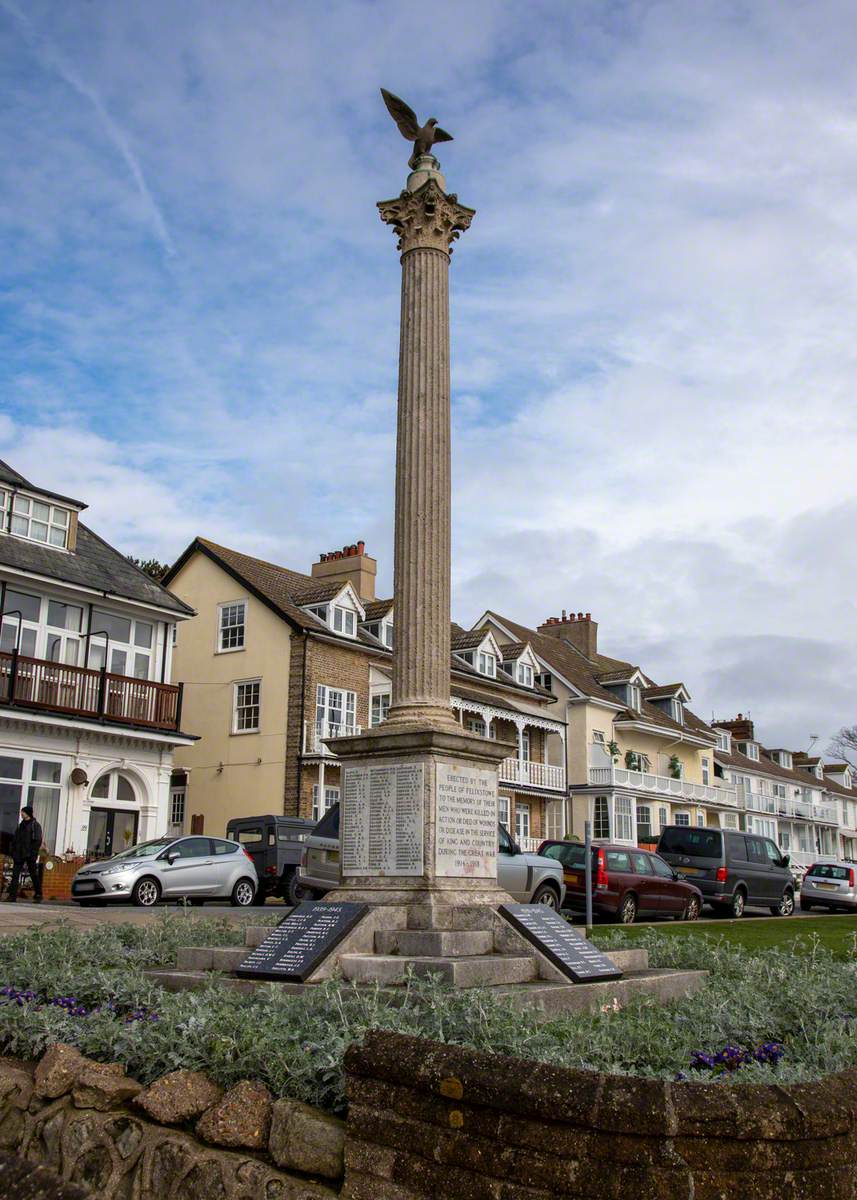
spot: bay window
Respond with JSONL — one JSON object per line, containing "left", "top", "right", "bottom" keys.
{"left": 88, "top": 608, "right": 153, "bottom": 678}
{"left": 312, "top": 784, "right": 340, "bottom": 823}
{"left": 593, "top": 795, "right": 610, "bottom": 839}
{"left": 615, "top": 795, "right": 634, "bottom": 841}
{"left": 0, "top": 755, "right": 62, "bottom": 853}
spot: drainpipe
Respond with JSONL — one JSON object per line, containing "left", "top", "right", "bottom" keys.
{"left": 295, "top": 632, "right": 309, "bottom": 818}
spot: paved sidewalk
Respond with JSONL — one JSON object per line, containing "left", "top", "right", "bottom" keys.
{"left": 0, "top": 900, "right": 284, "bottom": 935}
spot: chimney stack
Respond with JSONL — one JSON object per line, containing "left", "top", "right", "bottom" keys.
{"left": 537, "top": 610, "right": 598, "bottom": 661}
{"left": 310, "top": 541, "right": 377, "bottom": 601}
{"left": 714, "top": 713, "right": 755, "bottom": 742}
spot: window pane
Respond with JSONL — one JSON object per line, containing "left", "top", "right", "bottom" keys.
{"left": 47, "top": 601, "right": 83, "bottom": 631}
{"left": 28, "top": 786, "right": 59, "bottom": 852}
{"left": 91, "top": 775, "right": 110, "bottom": 798}
{"left": 31, "top": 522, "right": 48, "bottom": 542}
{"left": 93, "top": 609, "right": 132, "bottom": 644}
{"left": 110, "top": 649, "right": 127, "bottom": 674}
{"left": 31, "top": 761, "right": 61, "bottom": 785}
{"left": 20, "top": 629, "right": 36, "bottom": 657}
{"left": 32, "top": 502, "right": 50, "bottom": 521}
{"left": 10, "top": 516, "right": 28, "bottom": 536}
{"left": 52, "top": 508, "right": 68, "bottom": 526}
{"left": 0, "top": 758, "right": 23, "bottom": 781}
{"left": 134, "top": 653, "right": 150, "bottom": 679}
{"left": 134, "top": 622, "right": 153, "bottom": 648}
{"left": 5, "top": 591, "right": 41, "bottom": 622}
{"left": 48, "top": 527, "right": 67, "bottom": 547}
{"left": 116, "top": 776, "right": 135, "bottom": 802}
{"left": 12, "top": 496, "right": 30, "bottom": 514}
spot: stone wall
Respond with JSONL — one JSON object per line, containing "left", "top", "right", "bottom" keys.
{"left": 342, "top": 1030, "right": 857, "bottom": 1199}
{"left": 0, "top": 1048, "right": 342, "bottom": 1200}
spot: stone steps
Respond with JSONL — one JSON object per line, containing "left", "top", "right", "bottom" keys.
{"left": 176, "top": 946, "right": 249, "bottom": 971}
{"left": 373, "top": 929, "right": 494, "bottom": 957}
{"left": 339, "top": 952, "right": 538, "bottom": 987}
{"left": 492, "top": 968, "right": 709, "bottom": 1016}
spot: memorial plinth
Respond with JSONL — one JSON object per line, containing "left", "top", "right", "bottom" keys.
{"left": 328, "top": 154, "right": 514, "bottom": 916}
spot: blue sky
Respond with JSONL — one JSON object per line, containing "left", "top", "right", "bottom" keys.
{"left": 2, "top": 0, "right": 857, "bottom": 751}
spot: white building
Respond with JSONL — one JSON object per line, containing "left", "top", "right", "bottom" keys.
{"left": 0, "top": 461, "right": 194, "bottom": 857}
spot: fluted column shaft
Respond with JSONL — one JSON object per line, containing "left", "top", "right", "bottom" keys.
{"left": 391, "top": 245, "right": 452, "bottom": 721}
{"left": 378, "top": 175, "right": 475, "bottom": 729}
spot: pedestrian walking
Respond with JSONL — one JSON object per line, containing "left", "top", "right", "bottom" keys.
{"left": 6, "top": 806, "right": 43, "bottom": 903}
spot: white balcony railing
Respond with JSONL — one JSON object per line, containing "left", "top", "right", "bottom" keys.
{"left": 588, "top": 766, "right": 738, "bottom": 807}
{"left": 302, "top": 721, "right": 362, "bottom": 756}
{"left": 742, "top": 789, "right": 840, "bottom": 825}
{"left": 517, "top": 835, "right": 542, "bottom": 853}
{"left": 500, "top": 758, "right": 566, "bottom": 792}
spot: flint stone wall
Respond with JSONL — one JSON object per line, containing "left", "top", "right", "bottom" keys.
{"left": 0, "top": 1056, "right": 338, "bottom": 1200}
{"left": 342, "top": 1030, "right": 857, "bottom": 1200}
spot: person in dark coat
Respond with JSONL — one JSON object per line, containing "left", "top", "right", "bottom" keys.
{"left": 7, "top": 806, "right": 43, "bottom": 903}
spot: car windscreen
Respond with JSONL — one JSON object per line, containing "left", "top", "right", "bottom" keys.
{"left": 659, "top": 828, "right": 722, "bottom": 858}
{"left": 807, "top": 864, "right": 851, "bottom": 880}
{"left": 540, "top": 843, "right": 586, "bottom": 868}
{"left": 109, "top": 838, "right": 172, "bottom": 861}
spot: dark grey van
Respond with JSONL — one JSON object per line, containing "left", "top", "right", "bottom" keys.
{"left": 656, "top": 825, "right": 794, "bottom": 918}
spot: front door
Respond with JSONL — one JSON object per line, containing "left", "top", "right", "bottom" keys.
{"left": 87, "top": 808, "right": 139, "bottom": 860}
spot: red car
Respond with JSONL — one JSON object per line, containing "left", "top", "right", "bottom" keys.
{"left": 537, "top": 839, "right": 702, "bottom": 924}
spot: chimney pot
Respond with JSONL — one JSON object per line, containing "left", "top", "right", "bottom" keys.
{"left": 585, "top": 612, "right": 591, "bottom": 619}
{"left": 577, "top": 612, "right": 583, "bottom": 620}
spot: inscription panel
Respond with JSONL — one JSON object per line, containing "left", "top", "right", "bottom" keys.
{"left": 235, "top": 902, "right": 369, "bottom": 982}
{"left": 499, "top": 903, "right": 623, "bottom": 982}
{"left": 435, "top": 762, "right": 498, "bottom": 878}
{"left": 341, "top": 763, "right": 423, "bottom": 876}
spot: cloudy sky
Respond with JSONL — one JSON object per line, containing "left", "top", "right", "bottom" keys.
{"left": 2, "top": 0, "right": 856, "bottom": 752}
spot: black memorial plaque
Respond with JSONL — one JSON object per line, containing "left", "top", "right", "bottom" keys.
{"left": 235, "top": 901, "right": 369, "bottom": 982}
{"left": 499, "top": 903, "right": 622, "bottom": 983}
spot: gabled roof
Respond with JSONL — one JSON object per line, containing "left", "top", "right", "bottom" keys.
{"left": 498, "top": 642, "right": 530, "bottom": 662}
{"left": 451, "top": 625, "right": 492, "bottom": 651}
{"left": 644, "top": 683, "right": 691, "bottom": 702}
{"left": 1, "top": 520, "right": 192, "bottom": 616}
{"left": 481, "top": 610, "right": 715, "bottom": 742}
{"left": 362, "top": 599, "right": 394, "bottom": 622}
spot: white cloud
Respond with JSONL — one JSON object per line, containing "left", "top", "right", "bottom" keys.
{"left": 1, "top": 0, "right": 856, "bottom": 748}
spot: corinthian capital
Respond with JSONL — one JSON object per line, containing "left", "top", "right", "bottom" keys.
{"left": 377, "top": 179, "right": 475, "bottom": 257}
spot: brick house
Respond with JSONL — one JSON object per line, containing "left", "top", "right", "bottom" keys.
{"left": 164, "top": 540, "right": 567, "bottom": 846}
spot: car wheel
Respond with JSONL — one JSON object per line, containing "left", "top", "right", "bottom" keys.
{"left": 231, "top": 877, "right": 256, "bottom": 907}
{"left": 285, "top": 870, "right": 310, "bottom": 907}
{"left": 684, "top": 895, "right": 701, "bottom": 922}
{"left": 770, "top": 889, "right": 794, "bottom": 917}
{"left": 531, "top": 883, "right": 560, "bottom": 910}
{"left": 729, "top": 889, "right": 746, "bottom": 919}
{"left": 619, "top": 894, "right": 637, "bottom": 924}
{"left": 131, "top": 877, "right": 161, "bottom": 908}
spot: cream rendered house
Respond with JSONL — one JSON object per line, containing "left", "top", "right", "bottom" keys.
{"left": 472, "top": 610, "right": 737, "bottom": 845}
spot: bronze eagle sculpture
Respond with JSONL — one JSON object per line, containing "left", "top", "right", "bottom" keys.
{"left": 380, "top": 88, "right": 454, "bottom": 169}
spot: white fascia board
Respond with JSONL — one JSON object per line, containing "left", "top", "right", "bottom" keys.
{"left": 0, "top": 706, "right": 195, "bottom": 747}
{"left": 613, "top": 717, "right": 714, "bottom": 747}
{"left": 0, "top": 563, "right": 192, "bottom": 622}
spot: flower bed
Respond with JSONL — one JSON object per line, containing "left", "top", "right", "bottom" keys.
{"left": 0, "top": 918, "right": 856, "bottom": 1113}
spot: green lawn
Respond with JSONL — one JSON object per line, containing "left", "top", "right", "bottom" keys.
{"left": 591, "top": 913, "right": 857, "bottom": 959}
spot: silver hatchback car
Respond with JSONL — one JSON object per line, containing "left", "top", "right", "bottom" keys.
{"left": 800, "top": 860, "right": 857, "bottom": 913}
{"left": 298, "top": 805, "right": 565, "bottom": 909}
{"left": 71, "top": 835, "right": 259, "bottom": 908}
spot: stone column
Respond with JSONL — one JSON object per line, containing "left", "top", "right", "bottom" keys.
{"left": 327, "top": 156, "right": 513, "bottom": 914}
{"left": 378, "top": 158, "right": 474, "bottom": 731}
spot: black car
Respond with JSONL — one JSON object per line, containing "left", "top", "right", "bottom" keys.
{"left": 655, "top": 825, "right": 794, "bottom": 918}
{"left": 225, "top": 815, "right": 316, "bottom": 904}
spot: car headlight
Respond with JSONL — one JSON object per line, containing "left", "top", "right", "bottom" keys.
{"left": 100, "top": 864, "right": 131, "bottom": 877}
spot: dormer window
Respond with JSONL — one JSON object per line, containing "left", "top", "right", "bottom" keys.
{"left": 716, "top": 731, "right": 731, "bottom": 752}
{"left": 8, "top": 495, "right": 70, "bottom": 548}
{"left": 382, "top": 620, "right": 393, "bottom": 648}
{"left": 628, "top": 684, "right": 641, "bottom": 711}
{"left": 478, "top": 651, "right": 496, "bottom": 677}
{"left": 517, "top": 663, "right": 533, "bottom": 687}
{"left": 741, "top": 742, "right": 759, "bottom": 761}
{"left": 670, "top": 699, "right": 684, "bottom": 724}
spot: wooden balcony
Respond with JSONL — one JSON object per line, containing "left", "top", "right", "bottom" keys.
{"left": 0, "top": 651, "right": 183, "bottom": 732}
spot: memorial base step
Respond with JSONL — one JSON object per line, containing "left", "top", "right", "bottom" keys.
{"left": 373, "top": 929, "right": 493, "bottom": 957}
{"left": 144, "top": 964, "right": 707, "bottom": 1015}
{"left": 339, "top": 952, "right": 538, "bottom": 987}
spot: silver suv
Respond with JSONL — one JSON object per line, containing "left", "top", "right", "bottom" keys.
{"left": 71, "top": 835, "right": 259, "bottom": 908}
{"left": 298, "top": 806, "right": 565, "bottom": 909}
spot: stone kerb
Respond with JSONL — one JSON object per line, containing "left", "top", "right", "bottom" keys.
{"left": 342, "top": 1030, "right": 857, "bottom": 1198}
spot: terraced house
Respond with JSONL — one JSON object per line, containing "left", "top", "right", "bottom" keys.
{"left": 164, "top": 540, "right": 567, "bottom": 846}
{"left": 470, "top": 610, "right": 736, "bottom": 844}
{"left": 711, "top": 716, "right": 841, "bottom": 870}
{"left": 0, "top": 461, "right": 194, "bottom": 858}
